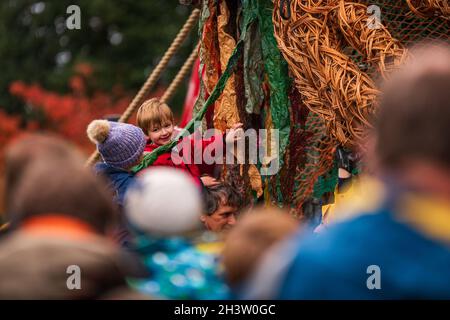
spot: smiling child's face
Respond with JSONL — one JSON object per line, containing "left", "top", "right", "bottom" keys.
{"left": 148, "top": 122, "right": 174, "bottom": 146}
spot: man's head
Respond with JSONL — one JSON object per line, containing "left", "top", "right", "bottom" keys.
{"left": 201, "top": 183, "right": 242, "bottom": 232}
{"left": 372, "top": 41, "right": 450, "bottom": 198}
{"left": 137, "top": 98, "right": 174, "bottom": 145}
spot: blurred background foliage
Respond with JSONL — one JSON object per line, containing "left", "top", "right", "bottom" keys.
{"left": 0, "top": 0, "right": 197, "bottom": 148}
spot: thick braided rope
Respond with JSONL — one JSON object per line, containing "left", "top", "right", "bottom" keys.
{"left": 85, "top": 9, "right": 200, "bottom": 166}
{"left": 161, "top": 42, "right": 200, "bottom": 103}
{"left": 118, "top": 9, "right": 200, "bottom": 123}
{"left": 405, "top": 0, "right": 450, "bottom": 20}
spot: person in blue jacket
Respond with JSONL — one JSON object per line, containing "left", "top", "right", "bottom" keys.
{"left": 87, "top": 119, "right": 146, "bottom": 246}
{"left": 87, "top": 119, "right": 146, "bottom": 207}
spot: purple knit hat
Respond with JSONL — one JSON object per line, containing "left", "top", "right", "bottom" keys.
{"left": 87, "top": 120, "right": 146, "bottom": 169}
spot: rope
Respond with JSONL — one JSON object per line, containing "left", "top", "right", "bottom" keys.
{"left": 160, "top": 42, "right": 200, "bottom": 103}
{"left": 85, "top": 8, "right": 200, "bottom": 166}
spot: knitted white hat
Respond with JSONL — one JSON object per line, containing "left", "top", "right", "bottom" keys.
{"left": 124, "top": 167, "right": 202, "bottom": 236}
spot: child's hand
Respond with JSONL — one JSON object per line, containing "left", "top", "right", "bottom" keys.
{"left": 225, "top": 123, "right": 244, "bottom": 144}
{"left": 200, "top": 175, "right": 220, "bottom": 187}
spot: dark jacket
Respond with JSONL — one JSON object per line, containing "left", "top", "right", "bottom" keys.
{"left": 94, "top": 162, "right": 136, "bottom": 247}
{"left": 94, "top": 162, "right": 135, "bottom": 207}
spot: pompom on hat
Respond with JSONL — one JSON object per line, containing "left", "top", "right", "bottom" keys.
{"left": 87, "top": 120, "right": 146, "bottom": 169}
{"left": 124, "top": 167, "right": 202, "bottom": 236}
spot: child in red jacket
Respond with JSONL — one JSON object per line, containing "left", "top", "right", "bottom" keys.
{"left": 136, "top": 98, "right": 242, "bottom": 187}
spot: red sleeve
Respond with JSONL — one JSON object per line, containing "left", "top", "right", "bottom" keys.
{"left": 181, "top": 131, "right": 225, "bottom": 153}
{"left": 176, "top": 132, "right": 225, "bottom": 176}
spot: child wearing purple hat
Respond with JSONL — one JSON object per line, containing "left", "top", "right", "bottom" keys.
{"left": 87, "top": 119, "right": 146, "bottom": 207}
{"left": 87, "top": 120, "right": 147, "bottom": 247}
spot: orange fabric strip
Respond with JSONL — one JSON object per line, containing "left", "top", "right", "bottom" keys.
{"left": 21, "top": 214, "right": 98, "bottom": 241}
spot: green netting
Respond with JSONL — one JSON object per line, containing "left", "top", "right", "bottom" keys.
{"left": 372, "top": 0, "right": 449, "bottom": 44}
{"left": 294, "top": 0, "right": 449, "bottom": 212}
{"left": 313, "top": 160, "right": 339, "bottom": 200}
{"left": 347, "top": 0, "right": 450, "bottom": 73}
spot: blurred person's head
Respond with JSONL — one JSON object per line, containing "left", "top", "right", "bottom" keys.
{"left": 373, "top": 41, "right": 450, "bottom": 199}
{"left": 87, "top": 120, "right": 146, "bottom": 170}
{"left": 125, "top": 167, "right": 202, "bottom": 236}
{"left": 201, "top": 183, "right": 242, "bottom": 232}
{"left": 137, "top": 98, "right": 175, "bottom": 146}
{"left": 3, "top": 134, "right": 85, "bottom": 218}
{"left": 4, "top": 134, "right": 117, "bottom": 234}
{"left": 222, "top": 207, "right": 299, "bottom": 288}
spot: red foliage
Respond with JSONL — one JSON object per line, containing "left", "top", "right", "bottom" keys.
{"left": 2, "top": 65, "right": 165, "bottom": 158}
{"left": 69, "top": 75, "right": 85, "bottom": 93}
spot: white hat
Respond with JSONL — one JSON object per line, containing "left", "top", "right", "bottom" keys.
{"left": 125, "top": 167, "right": 202, "bottom": 236}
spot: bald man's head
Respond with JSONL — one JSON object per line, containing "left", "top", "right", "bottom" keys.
{"left": 375, "top": 41, "right": 450, "bottom": 171}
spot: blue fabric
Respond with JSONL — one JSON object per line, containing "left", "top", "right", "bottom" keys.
{"left": 128, "top": 233, "right": 230, "bottom": 300}
{"left": 94, "top": 162, "right": 135, "bottom": 206}
{"left": 277, "top": 205, "right": 450, "bottom": 299}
